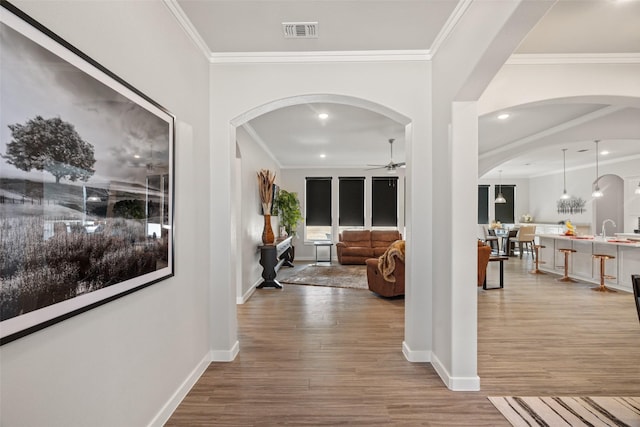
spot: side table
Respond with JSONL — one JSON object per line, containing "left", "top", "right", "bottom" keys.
{"left": 314, "top": 241, "right": 333, "bottom": 264}
{"left": 483, "top": 255, "right": 508, "bottom": 290}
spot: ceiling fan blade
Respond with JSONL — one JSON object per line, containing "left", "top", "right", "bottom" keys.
{"left": 365, "top": 138, "right": 405, "bottom": 171}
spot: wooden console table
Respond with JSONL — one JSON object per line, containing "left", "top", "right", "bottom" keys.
{"left": 257, "top": 236, "right": 293, "bottom": 289}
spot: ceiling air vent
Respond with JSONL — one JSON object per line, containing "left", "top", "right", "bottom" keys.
{"left": 282, "top": 22, "right": 318, "bottom": 39}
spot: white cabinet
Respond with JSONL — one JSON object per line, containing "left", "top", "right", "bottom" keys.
{"left": 538, "top": 235, "right": 640, "bottom": 292}
{"left": 618, "top": 246, "right": 640, "bottom": 292}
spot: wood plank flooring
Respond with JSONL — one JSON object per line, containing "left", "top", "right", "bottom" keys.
{"left": 167, "top": 257, "right": 640, "bottom": 426}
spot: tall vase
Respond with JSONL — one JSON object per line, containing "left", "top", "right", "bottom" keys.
{"left": 262, "top": 214, "right": 275, "bottom": 245}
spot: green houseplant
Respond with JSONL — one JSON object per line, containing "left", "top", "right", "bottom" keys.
{"left": 273, "top": 189, "right": 303, "bottom": 237}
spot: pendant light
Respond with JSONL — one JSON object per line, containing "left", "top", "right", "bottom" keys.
{"left": 592, "top": 140, "right": 603, "bottom": 198}
{"left": 560, "top": 148, "right": 570, "bottom": 199}
{"left": 495, "top": 170, "right": 506, "bottom": 203}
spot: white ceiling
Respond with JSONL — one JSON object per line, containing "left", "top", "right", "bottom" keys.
{"left": 176, "top": 0, "right": 458, "bottom": 53}
{"left": 175, "top": 0, "right": 640, "bottom": 178}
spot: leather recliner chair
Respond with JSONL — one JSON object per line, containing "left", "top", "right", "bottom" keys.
{"left": 478, "top": 240, "right": 492, "bottom": 286}
{"left": 366, "top": 255, "right": 405, "bottom": 297}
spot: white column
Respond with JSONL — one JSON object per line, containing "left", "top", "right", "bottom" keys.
{"left": 449, "top": 101, "right": 480, "bottom": 389}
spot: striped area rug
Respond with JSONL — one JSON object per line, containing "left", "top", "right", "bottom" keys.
{"left": 488, "top": 396, "right": 640, "bottom": 426}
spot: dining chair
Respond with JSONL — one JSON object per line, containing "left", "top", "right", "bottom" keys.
{"left": 502, "top": 228, "right": 519, "bottom": 256}
{"left": 483, "top": 226, "right": 499, "bottom": 254}
{"left": 513, "top": 225, "right": 536, "bottom": 259}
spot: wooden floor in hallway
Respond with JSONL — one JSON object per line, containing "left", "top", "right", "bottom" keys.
{"left": 166, "top": 256, "right": 640, "bottom": 426}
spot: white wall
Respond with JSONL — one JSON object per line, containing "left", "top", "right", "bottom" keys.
{"left": 429, "top": 0, "right": 553, "bottom": 390}
{"left": 528, "top": 157, "right": 640, "bottom": 234}
{"left": 1, "top": 2, "right": 211, "bottom": 426}
{"left": 626, "top": 175, "right": 640, "bottom": 233}
{"left": 208, "top": 60, "right": 432, "bottom": 366}
{"left": 236, "top": 126, "right": 281, "bottom": 302}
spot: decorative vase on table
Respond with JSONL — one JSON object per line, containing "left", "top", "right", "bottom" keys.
{"left": 262, "top": 214, "right": 275, "bottom": 245}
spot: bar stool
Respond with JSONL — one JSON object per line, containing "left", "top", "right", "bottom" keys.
{"left": 592, "top": 254, "right": 617, "bottom": 293}
{"left": 530, "top": 245, "right": 546, "bottom": 274}
{"left": 557, "top": 248, "right": 577, "bottom": 282}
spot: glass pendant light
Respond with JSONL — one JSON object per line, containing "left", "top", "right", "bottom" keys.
{"left": 560, "top": 148, "right": 570, "bottom": 199}
{"left": 592, "top": 140, "right": 603, "bottom": 198}
{"left": 495, "top": 170, "right": 506, "bottom": 203}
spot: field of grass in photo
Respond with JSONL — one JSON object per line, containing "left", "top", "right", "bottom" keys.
{"left": 0, "top": 215, "right": 166, "bottom": 322}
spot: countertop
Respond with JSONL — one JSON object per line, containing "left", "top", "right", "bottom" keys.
{"left": 537, "top": 234, "right": 640, "bottom": 247}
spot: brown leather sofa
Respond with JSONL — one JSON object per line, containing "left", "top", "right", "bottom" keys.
{"left": 336, "top": 230, "right": 402, "bottom": 265}
{"left": 478, "top": 240, "right": 492, "bottom": 286}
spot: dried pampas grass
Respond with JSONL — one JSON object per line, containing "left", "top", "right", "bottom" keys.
{"left": 257, "top": 169, "right": 276, "bottom": 214}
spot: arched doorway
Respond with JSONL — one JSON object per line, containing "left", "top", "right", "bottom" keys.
{"left": 229, "top": 93, "right": 414, "bottom": 351}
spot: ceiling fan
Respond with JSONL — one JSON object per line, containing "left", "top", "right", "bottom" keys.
{"left": 366, "top": 138, "right": 405, "bottom": 173}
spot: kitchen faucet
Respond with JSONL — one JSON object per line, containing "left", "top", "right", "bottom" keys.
{"left": 601, "top": 219, "right": 616, "bottom": 239}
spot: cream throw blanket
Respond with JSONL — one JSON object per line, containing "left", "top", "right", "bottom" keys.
{"left": 378, "top": 240, "right": 405, "bottom": 282}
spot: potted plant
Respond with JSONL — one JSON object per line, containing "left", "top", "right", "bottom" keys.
{"left": 273, "top": 189, "right": 303, "bottom": 238}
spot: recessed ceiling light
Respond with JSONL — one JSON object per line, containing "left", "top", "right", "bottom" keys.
{"left": 319, "top": 153, "right": 326, "bottom": 158}
{"left": 134, "top": 154, "right": 141, "bottom": 159}
{"left": 600, "top": 150, "right": 609, "bottom": 155}
{"left": 497, "top": 113, "right": 510, "bottom": 120}
{"left": 318, "top": 113, "right": 328, "bottom": 120}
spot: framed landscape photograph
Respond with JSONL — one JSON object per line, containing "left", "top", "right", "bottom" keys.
{"left": 0, "top": 2, "right": 175, "bottom": 345}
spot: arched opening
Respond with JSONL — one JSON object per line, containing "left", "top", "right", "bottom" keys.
{"left": 229, "top": 93, "right": 414, "bottom": 350}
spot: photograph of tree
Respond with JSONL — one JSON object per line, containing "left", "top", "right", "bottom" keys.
{"left": 0, "top": 4, "right": 174, "bottom": 344}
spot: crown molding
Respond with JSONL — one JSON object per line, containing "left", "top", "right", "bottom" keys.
{"left": 210, "top": 50, "right": 431, "bottom": 64}
{"left": 507, "top": 53, "right": 640, "bottom": 65}
{"left": 428, "top": 0, "right": 473, "bottom": 58}
{"left": 162, "top": 0, "right": 211, "bottom": 59}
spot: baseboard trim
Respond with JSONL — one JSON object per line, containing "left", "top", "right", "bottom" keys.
{"left": 211, "top": 340, "right": 240, "bottom": 362}
{"left": 237, "top": 280, "right": 260, "bottom": 304}
{"left": 402, "top": 341, "right": 431, "bottom": 362}
{"left": 430, "top": 352, "right": 481, "bottom": 391}
{"left": 147, "top": 351, "right": 211, "bottom": 427}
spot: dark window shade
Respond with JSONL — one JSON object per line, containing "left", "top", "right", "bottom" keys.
{"left": 306, "top": 177, "right": 332, "bottom": 226}
{"left": 339, "top": 177, "right": 364, "bottom": 226}
{"left": 372, "top": 177, "right": 398, "bottom": 226}
{"left": 478, "top": 185, "right": 489, "bottom": 224}
{"left": 494, "top": 185, "right": 515, "bottom": 223}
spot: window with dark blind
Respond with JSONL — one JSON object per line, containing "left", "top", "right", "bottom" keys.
{"left": 494, "top": 185, "right": 515, "bottom": 223}
{"left": 339, "top": 177, "right": 364, "bottom": 226}
{"left": 478, "top": 185, "right": 489, "bottom": 224}
{"left": 305, "top": 177, "right": 332, "bottom": 225}
{"left": 372, "top": 177, "right": 398, "bottom": 226}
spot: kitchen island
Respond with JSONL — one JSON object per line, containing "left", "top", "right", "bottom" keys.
{"left": 537, "top": 234, "right": 640, "bottom": 292}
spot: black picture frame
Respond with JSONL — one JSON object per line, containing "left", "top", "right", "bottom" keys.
{"left": 0, "top": 1, "right": 175, "bottom": 345}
